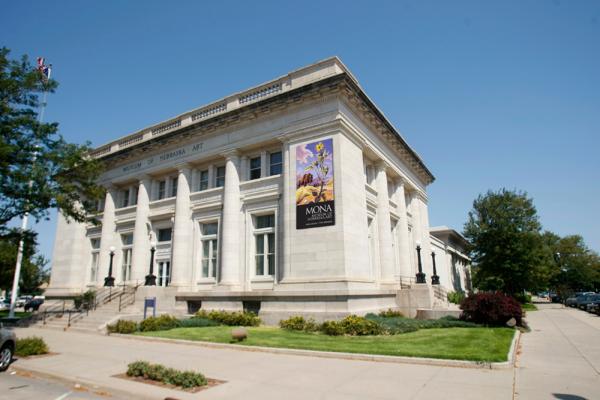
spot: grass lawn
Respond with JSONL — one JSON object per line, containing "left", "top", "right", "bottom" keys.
{"left": 522, "top": 303, "right": 538, "bottom": 311}
{"left": 138, "top": 326, "right": 515, "bottom": 362}
{"left": 0, "top": 311, "right": 32, "bottom": 318}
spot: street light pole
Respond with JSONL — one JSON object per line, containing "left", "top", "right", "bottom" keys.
{"left": 415, "top": 241, "right": 426, "bottom": 284}
{"left": 104, "top": 246, "right": 116, "bottom": 287}
{"left": 145, "top": 239, "right": 157, "bottom": 286}
{"left": 431, "top": 250, "right": 440, "bottom": 285}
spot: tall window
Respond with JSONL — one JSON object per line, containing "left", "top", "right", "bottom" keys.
{"left": 121, "top": 234, "right": 133, "bottom": 282}
{"left": 250, "top": 157, "right": 261, "bottom": 180}
{"left": 122, "top": 189, "right": 130, "bottom": 208}
{"left": 158, "top": 228, "right": 172, "bottom": 242}
{"left": 200, "top": 222, "right": 218, "bottom": 278}
{"left": 158, "top": 180, "right": 166, "bottom": 200}
{"left": 269, "top": 151, "right": 282, "bottom": 175}
{"left": 131, "top": 186, "right": 138, "bottom": 206}
{"left": 171, "top": 176, "right": 178, "bottom": 197}
{"left": 90, "top": 238, "right": 101, "bottom": 282}
{"left": 215, "top": 166, "right": 225, "bottom": 188}
{"left": 254, "top": 214, "right": 275, "bottom": 276}
{"left": 199, "top": 170, "right": 209, "bottom": 191}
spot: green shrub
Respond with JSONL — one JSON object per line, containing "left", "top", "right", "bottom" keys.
{"left": 74, "top": 289, "right": 96, "bottom": 310}
{"left": 279, "top": 316, "right": 319, "bottom": 332}
{"left": 107, "top": 319, "right": 138, "bottom": 334}
{"left": 195, "top": 310, "right": 261, "bottom": 326}
{"left": 365, "top": 314, "right": 478, "bottom": 334}
{"left": 378, "top": 309, "right": 404, "bottom": 318}
{"left": 15, "top": 336, "right": 49, "bottom": 357}
{"left": 447, "top": 291, "right": 466, "bottom": 305}
{"left": 126, "top": 361, "right": 207, "bottom": 389}
{"left": 514, "top": 292, "right": 532, "bottom": 304}
{"left": 178, "top": 317, "right": 220, "bottom": 328}
{"left": 139, "top": 314, "right": 181, "bottom": 332}
{"left": 320, "top": 320, "right": 344, "bottom": 336}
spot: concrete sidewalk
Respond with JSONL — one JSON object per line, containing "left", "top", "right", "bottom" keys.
{"left": 9, "top": 304, "right": 600, "bottom": 399}
{"left": 10, "top": 327, "right": 514, "bottom": 400}
{"left": 514, "top": 303, "right": 600, "bottom": 400}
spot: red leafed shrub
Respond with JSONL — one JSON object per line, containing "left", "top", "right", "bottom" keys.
{"left": 460, "top": 292, "right": 522, "bottom": 326}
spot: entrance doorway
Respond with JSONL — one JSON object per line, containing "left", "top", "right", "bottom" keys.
{"left": 158, "top": 261, "right": 171, "bottom": 287}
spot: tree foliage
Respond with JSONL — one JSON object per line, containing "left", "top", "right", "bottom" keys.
{"left": 542, "top": 231, "right": 600, "bottom": 295}
{"left": 463, "top": 189, "right": 551, "bottom": 295}
{"left": 0, "top": 47, "right": 104, "bottom": 232}
{"left": 0, "top": 231, "right": 48, "bottom": 294}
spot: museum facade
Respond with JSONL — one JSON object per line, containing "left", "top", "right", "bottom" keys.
{"left": 47, "top": 57, "right": 471, "bottom": 320}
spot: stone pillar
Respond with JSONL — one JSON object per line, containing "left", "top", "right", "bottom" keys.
{"left": 260, "top": 150, "right": 267, "bottom": 178}
{"left": 411, "top": 191, "right": 432, "bottom": 277}
{"left": 280, "top": 140, "right": 291, "bottom": 280}
{"left": 208, "top": 164, "right": 215, "bottom": 189}
{"left": 131, "top": 177, "right": 151, "bottom": 283}
{"left": 98, "top": 187, "right": 117, "bottom": 282}
{"left": 170, "top": 166, "right": 193, "bottom": 288}
{"left": 418, "top": 193, "right": 433, "bottom": 276}
{"left": 241, "top": 155, "right": 249, "bottom": 182}
{"left": 395, "top": 179, "right": 413, "bottom": 280}
{"left": 220, "top": 151, "right": 241, "bottom": 287}
{"left": 374, "top": 161, "right": 395, "bottom": 283}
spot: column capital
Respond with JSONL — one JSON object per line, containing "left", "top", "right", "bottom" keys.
{"left": 138, "top": 174, "right": 152, "bottom": 184}
{"left": 375, "top": 160, "right": 389, "bottom": 172}
{"left": 221, "top": 149, "right": 240, "bottom": 160}
{"left": 174, "top": 163, "right": 192, "bottom": 174}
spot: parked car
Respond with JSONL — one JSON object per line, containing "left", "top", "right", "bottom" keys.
{"left": 566, "top": 292, "right": 594, "bottom": 307}
{"left": 586, "top": 300, "right": 599, "bottom": 314}
{"left": 576, "top": 294, "right": 599, "bottom": 310}
{"left": 15, "top": 296, "right": 33, "bottom": 308}
{"left": 24, "top": 298, "right": 44, "bottom": 312}
{"left": 0, "top": 324, "right": 16, "bottom": 372}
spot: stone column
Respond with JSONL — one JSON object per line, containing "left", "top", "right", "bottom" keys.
{"left": 98, "top": 187, "right": 117, "bottom": 282}
{"left": 395, "top": 179, "right": 413, "bottom": 280}
{"left": 280, "top": 140, "right": 291, "bottom": 280}
{"left": 208, "top": 164, "right": 215, "bottom": 189}
{"left": 131, "top": 177, "right": 151, "bottom": 283}
{"left": 260, "top": 150, "right": 267, "bottom": 178}
{"left": 241, "top": 155, "right": 249, "bottom": 182}
{"left": 220, "top": 151, "right": 241, "bottom": 287}
{"left": 411, "top": 191, "right": 432, "bottom": 277}
{"left": 374, "top": 161, "right": 395, "bottom": 282}
{"left": 170, "top": 166, "right": 193, "bottom": 288}
{"left": 418, "top": 193, "right": 433, "bottom": 276}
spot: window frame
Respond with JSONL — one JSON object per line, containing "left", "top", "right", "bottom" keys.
{"left": 252, "top": 212, "right": 277, "bottom": 278}
{"left": 157, "top": 180, "right": 166, "bottom": 200}
{"left": 269, "top": 151, "right": 282, "bottom": 176}
{"left": 199, "top": 169, "right": 209, "bottom": 191}
{"left": 199, "top": 221, "right": 219, "bottom": 279}
{"left": 157, "top": 228, "right": 172, "bottom": 243}
{"left": 120, "top": 233, "right": 133, "bottom": 282}
{"left": 89, "top": 237, "right": 101, "bottom": 283}
{"left": 215, "top": 166, "right": 226, "bottom": 188}
{"left": 249, "top": 156, "right": 261, "bottom": 180}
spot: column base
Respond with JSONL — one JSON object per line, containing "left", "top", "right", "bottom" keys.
{"left": 103, "top": 276, "right": 115, "bottom": 287}
{"left": 145, "top": 274, "right": 157, "bottom": 286}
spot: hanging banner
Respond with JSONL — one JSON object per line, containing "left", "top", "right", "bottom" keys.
{"left": 295, "top": 138, "right": 335, "bottom": 229}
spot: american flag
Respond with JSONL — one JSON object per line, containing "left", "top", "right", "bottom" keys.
{"left": 37, "top": 57, "right": 52, "bottom": 81}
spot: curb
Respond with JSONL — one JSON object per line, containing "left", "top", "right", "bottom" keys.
{"left": 110, "top": 329, "right": 520, "bottom": 370}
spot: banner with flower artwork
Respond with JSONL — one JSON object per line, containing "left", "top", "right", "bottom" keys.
{"left": 295, "top": 138, "right": 335, "bottom": 229}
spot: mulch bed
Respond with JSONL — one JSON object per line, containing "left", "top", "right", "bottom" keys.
{"left": 113, "top": 373, "right": 225, "bottom": 393}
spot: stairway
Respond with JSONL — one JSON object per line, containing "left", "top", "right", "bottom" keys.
{"left": 35, "top": 285, "right": 140, "bottom": 334}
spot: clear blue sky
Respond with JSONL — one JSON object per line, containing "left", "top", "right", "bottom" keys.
{"left": 2, "top": 0, "right": 599, "bottom": 265}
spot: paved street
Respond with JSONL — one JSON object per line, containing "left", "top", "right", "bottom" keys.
{"left": 5, "top": 304, "right": 600, "bottom": 399}
{"left": 0, "top": 370, "right": 117, "bottom": 400}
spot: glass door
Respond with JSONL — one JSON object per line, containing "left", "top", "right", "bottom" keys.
{"left": 158, "top": 261, "right": 171, "bottom": 287}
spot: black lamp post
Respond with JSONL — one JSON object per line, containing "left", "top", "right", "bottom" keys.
{"left": 104, "top": 246, "right": 116, "bottom": 287}
{"left": 431, "top": 251, "right": 440, "bottom": 285}
{"left": 145, "top": 241, "right": 157, "bottom": 286}
{"left": 415, "top": 241, "right": 426, "bottom": 284}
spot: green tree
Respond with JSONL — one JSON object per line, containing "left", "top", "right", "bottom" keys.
{"left": 0, "top": 47, "right": 104, "bottom": 233}
{"left": 542, "top": 231, "right": 600, "bottom": 296}
{"left": 0, "top": 231, "right": 48, "bottom": 294}
{"left": 463, "top": 189, "right": 551, "bottom": 295}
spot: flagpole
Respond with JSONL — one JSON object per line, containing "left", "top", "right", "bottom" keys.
{"left": 8, "top": 65, "right": 50, "bottom": 319}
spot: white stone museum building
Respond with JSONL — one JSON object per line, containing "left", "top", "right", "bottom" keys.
{"left": 47, "top": 57, "right": 471, "bottom": 320}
